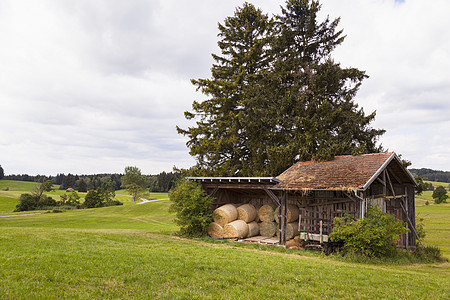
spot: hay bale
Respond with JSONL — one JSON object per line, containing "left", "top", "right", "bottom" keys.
{"left": 260, "top": 221, "right": 277, "bottom": 237}
{"left": 223, "top": 220, "right": 249, "bottom": 238}
{"left": 247, "top": 221, "right": 259, "bottom": 237}
{"left": 213, "top": 204, "right": 238, "bottom": 226}
{"left": 258, "top": 204, "right": 277, "bottom": 222}
{"left": 277, "top": 222, "right": 300, "bottom": 240}
{"left": 237, "top": 204, "right": 257, "bottom": 223}
{"left": 207, "top": 222, "right": 223, "bottom": 239}
{"left": 274, "top": 204, "right": 299, "bottom": 223}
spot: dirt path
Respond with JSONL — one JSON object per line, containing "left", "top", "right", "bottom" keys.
{"left": 137, "top": 198, "right": 169, "bottom": 205}
{"left": 0, "top": 213, "right": 43, "bottom": 218}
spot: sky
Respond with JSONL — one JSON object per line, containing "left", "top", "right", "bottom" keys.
{"left": 0, "top": 0, "right": 449, "bottom": 176}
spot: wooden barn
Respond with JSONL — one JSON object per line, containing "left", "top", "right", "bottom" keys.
{"left": 189, "top": 152, "right": 418, "bottom": 249}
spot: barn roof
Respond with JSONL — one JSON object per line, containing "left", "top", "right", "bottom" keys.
{"left": 274, "top": 152, "right": 417, "bottom": 191}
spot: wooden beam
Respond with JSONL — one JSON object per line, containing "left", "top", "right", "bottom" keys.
{"left": 264, "top": 188, "right": 281, "bottom": 206}
{"left": 202, "top": 184, "right": 273, "bottom": 190}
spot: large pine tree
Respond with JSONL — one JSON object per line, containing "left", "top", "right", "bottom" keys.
{"left": 178, "top": 0, "right": 385, "bottom": 176}
{"left": 177, "top": 3, "right": 273, "bottom": 176}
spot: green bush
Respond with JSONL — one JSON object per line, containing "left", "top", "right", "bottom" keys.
{"left": 329, "top": 206, "right": 408, "bottom": 257}
{"left": 82, "top": 190, "right": 104, "bottom": 208}
{"left": 415, "top": 245, "right": 446, "bottom": 262}
{"left": 432, "top": 186, "right": 448, "bottom": 204}
{"left": 82, "top": 188, "right": 122, "bottom": 208}
{"left": 169, "top": 178, "right": 214, "bottom": 237}
{"left": 14, "top": 194, "right": 38, "bottom": 212}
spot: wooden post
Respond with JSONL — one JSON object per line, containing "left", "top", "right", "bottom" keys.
{"left": 283, "top": 191, "right": 287, "bottom": 245}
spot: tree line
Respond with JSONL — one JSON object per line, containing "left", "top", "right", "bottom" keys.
{"left": 410, "top": 168, "right": 450, "bottom": 184}
{"left": 2, "top": 171, "right": 181, "bottom": 193}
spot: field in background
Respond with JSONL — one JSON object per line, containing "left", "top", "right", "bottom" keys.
{"left": 0, "top": 180, "right": 449, "bottom": 298}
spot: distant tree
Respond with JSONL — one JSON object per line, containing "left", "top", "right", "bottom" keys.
{"left": 0, "top": 165, "right": 4, "bottom": 179}
{"left": 43, "top": 180, "right": 53, "bottom": 192}
{"left": 77, "top": 179, "right": 87, "bottom": 193}
{"left": 31, "top": 180, "right": 52, "bottom": 206}
{"left": 432, "top": 186, "right": 448, "bottom": 204}
{"left": 121, "top": 166, "right": 148, "bottom": 204}
{"left": 66, "top": 191, "right": 81, "bottom": 206}
{"left": 82, "top": 189, "right": 104, "bottom": 208}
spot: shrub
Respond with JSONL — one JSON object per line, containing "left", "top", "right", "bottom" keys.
{"left": 432, "top": 186, "right": 448, "bottom": 204}
{"left": 104, "top": 200, "right": 124, "bottom": 207}
{"left": 169, "top": 178, "right": 213, "bottom": 237}
{"left": 329, "top": 206, "right": 408, "bottom": 257}
{"left": 415, "top": 245, "right": 446, "bottom": 262}
{"left": 82, "top": 188, "right": 122, "bottom": 208}
{"left": 14, "top": 194, "right": 38, "bottom": 212}
{"left": 82, "top": 190, "right": 104, "bottom": 208}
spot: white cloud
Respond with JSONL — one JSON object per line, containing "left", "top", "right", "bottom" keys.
{"left": 0, "top": 0, "right": 449, "bottom": 175}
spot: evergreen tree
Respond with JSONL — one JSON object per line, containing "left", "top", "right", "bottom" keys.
{"left": 178, "top": 0, "right": 384, "bottom": 177}
{"left": 0, "top": 165, "right": 4, "bottom": 180}
{"left": 268, "top": 0, "right": 384, "bottom": 173}
{"left": 177, "top": 2, "right": 274, "bottom": 176}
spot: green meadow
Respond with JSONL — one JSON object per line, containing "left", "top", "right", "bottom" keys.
{"left": 0, "top": 180, "right": 449, "bottom": 299}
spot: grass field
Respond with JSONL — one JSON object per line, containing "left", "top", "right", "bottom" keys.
{"left": 0, "top": 180, "right": 449, "bottom": 298}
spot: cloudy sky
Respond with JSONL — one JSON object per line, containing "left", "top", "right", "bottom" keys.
{"left": 1, "top": 0, "right": 449, "bottom": 175}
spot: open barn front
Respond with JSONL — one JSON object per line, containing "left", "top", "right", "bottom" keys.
{"left": 189, "top": 152, "right": 418, "bottom": 250}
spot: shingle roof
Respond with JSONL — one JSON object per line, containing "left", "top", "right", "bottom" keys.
{"left": 274, "top": 152, "right": 398, "bottom": 190}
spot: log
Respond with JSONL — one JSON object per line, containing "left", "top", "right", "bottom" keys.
{"left": 237, "top": 204, "right": 257, "bottom": 223}
{"left": 277, "top": 222, "right": 300, "bottom": 240}
{"left": 258, "top": 204, "right": 277, "bottom": 222}
{"left": 247, "top": 221, "right": 259, "bottom": 238}
{"left": 213, "top": 204, "right": 238, "bottom": 226}
{"left": 260, "top": 221, "right": 277, "bottom": 237}
{"left": 207, "top": 222, "right": 223, "bottom": 239}
{"left": 274, "top": 204, "right": 300, "bottom": 223}
{"left": 223, "top": 220, "right": 249, "bottom": 238}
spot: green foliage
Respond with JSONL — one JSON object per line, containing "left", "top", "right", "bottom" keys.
{"left": 14, "top": 194, "right": 57, "bottom": 211}
{"left": 329, "top": 207, "right": 408, "bottom": 257}
{"left": 66, "top": 191, "right": 81, "bottom": 206}
{"left": 0, "top": 165, "right": 4, "bottom": 180}
{"left": 122, "top": 166, "right": 148, "bottom": 204}
{"left": 82, "top": 187, "right": 122, "bottom": 209}
{"left": 432, "top": 186, "right": 448, "bottom": 204}
{"left": 14, "top": 194, "right": 38, "bottom": 212}
{"left": 178, "top": 0, "right": 384, "bottom": 176}
{"left": 415, "top": 215, "right": 426, "bottom": 241}
{"left": 415, "top": 245, "right": 445, "bottom": 262}
{"left": 169, "top": 178, "right": 213, "bottom": 237}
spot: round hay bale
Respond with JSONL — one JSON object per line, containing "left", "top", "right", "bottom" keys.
{"left": 258, "top": 204, "right": 277, "bottom": 222}
{"left": 247, "top": 221, "right": 259, "bottom": 237}
{"left": 213, "top": 204, "right": 238, "bottom": 226}
{"left": 237, "top": 204, "right": 257, "bottom": 223}
{"left": 254, "top": 212, "right": 260, "bottom": 223}
{"left": 277, "top": 222, "right": 300, "bottom": 240}
{"left": 223, "top": 220, "right": 249, "bottom": 238}
{"left": 207, "top": 222, "right": 223, "bottom": 239}
{"left": 260, "top": 221, "right": 277, "bottom": 237}
{"left": 274, "top": 204, "right": 300, "bottom": 223}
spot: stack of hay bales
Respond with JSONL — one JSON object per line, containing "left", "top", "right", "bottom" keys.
{"left": 208, "top": 202, "right": 301, "bottom": 241}
{"left": 208, "top": 203, "right": 259, "bottom": 239}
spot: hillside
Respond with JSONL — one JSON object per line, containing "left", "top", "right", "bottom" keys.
{"left": 0, "top": 180, "right": 449, "bottom": 298}
{"left": 410, "top": 168, "right": 450, "bottom": 183}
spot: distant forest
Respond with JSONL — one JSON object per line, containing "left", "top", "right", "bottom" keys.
{"left": 4, "top": 171, "right": 182, "bottom": 193}
{"left": 409, "top": 168, "right": 450, "bottom": 183}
